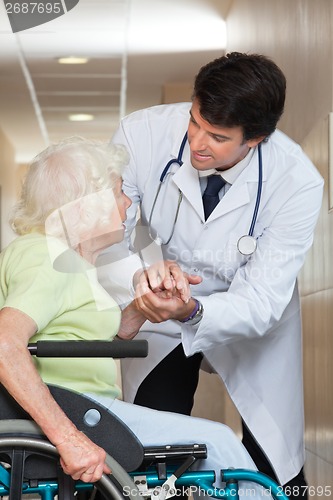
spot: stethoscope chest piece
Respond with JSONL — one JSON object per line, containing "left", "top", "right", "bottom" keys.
{"left": 237, "top": 235, "right": 257, "bottom": 256}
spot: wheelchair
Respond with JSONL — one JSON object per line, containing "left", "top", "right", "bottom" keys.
{"left": 0, "top": 340, "right": 288, "bottom": 500}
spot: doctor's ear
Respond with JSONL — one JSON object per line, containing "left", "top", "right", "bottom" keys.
{"left": 246, "top": 136, "right": 266, "bottom": 148}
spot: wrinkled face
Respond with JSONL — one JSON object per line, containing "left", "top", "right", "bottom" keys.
{"left": 45, "top": 178, "right": 132, "bottom": 260}
{"left": 80, "top": 178, "right": 132, "bottom": 253}
{"left": 107, "top": 178, "right": 132, "bottom": 246}
{"left": 187, "top": 99, "right": 262, "bottom": 171}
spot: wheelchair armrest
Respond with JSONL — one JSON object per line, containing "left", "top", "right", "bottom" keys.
{"left": 27, "top": 339, "right": 148, "bottom": 358}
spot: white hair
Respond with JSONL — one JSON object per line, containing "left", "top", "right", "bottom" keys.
{"left": 11, "top": 137, "right": 129, "bottom": 237}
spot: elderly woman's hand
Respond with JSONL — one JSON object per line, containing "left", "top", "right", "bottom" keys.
{"left": 56, "top": 429, "right": 111, "bottom": 482}
{"left": 133, "top": 260, "right": 202, "bottom": 304}
{"left": 134, "top": 285, "right": 200, "bottom": 325}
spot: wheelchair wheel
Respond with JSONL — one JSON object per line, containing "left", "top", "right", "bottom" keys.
{"left": 0, "top": 420, "right": 139, "bottom": 500}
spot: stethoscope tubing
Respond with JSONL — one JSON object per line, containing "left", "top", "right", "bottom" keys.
{"left": 249, "top": 143, "right": 262, "bottom": 237}
{"left": 148, "top": 132, "right": 187, "bottom": 245}
{"left": 159, "top": 132, "right": 188, "bottom": 182}
{"left": 148, "top": 182, "right": 183, "bottom": 245}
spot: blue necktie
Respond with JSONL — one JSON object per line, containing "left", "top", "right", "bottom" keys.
{"left": 202, "top": 175, "right": 225, "bottom": 220}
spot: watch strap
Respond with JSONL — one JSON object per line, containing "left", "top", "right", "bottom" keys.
{"left": 180, "top": 299, "right": 203, "bottom": 325}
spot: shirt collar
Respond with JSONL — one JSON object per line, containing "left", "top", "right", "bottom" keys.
{"left": 198, "top": 147, "right": 256, "bottom": 185}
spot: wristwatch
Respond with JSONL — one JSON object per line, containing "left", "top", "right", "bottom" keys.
{"left": 180, "top": 299, "right": 204, "bottom": 326}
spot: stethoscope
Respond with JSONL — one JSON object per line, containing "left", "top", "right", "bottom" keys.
{"left": 148, "top": 132, "right": 263, "bottom": 256}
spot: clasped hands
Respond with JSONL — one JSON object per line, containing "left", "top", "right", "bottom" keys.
{"left": 118, "top": 261, "right": 202, "bottom": 339}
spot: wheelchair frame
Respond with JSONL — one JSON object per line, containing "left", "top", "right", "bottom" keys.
{"left": 0, "top": 341, "right": 289, "bottom": 500}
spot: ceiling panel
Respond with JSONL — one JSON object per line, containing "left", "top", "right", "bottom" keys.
{"left": 0, "top": 0, "right": 230, "bottom": 163}
{"left": 37, "top": 94, "right": 121, "bottom": 108}
{"left": 34, "top": 76, "right": 121, "bottom": 93}
{"left": 28, "top": 58, "right": 123, "bottom": 74}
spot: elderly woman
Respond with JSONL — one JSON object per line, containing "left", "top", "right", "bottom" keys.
{"left": 0, "top": 137, "right": 264, "bottom": 496}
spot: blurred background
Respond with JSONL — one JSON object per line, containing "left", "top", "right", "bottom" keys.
{"left": 0, "top": 0, "right": 332, "bottom": 492}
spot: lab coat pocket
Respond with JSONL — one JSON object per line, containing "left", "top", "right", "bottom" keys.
{"left": 217, "top": 234, "right": 247, "bottom": 282}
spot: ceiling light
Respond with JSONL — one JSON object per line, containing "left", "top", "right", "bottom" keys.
{"left": 68, "top": 114, "right": 94, "bottom": 122}
{"left": 58, "top": 56, "right": 89, "bottom": 64}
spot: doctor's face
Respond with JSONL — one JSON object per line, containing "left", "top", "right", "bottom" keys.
{"left": 188, "top": 99, "right": 261, "bottom": 172}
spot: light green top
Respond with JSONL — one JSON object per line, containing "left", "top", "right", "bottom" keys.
{"left": 0, "top": 232, "right": 121, "bottom": 399}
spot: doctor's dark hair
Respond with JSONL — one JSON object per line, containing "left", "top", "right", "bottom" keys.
{"left": 193, "top": 52, "right": 286, "bottom": 141}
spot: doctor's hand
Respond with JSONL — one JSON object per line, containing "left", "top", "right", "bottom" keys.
{"left": 134, "top": 281, "right": 199, "bottom": 324}
{"left": 133, "top": 260, "right": 202, "bottom": 304}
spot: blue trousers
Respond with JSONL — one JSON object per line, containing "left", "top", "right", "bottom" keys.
{"left": 134, "top": 343, "right": 308, "bottom": 499}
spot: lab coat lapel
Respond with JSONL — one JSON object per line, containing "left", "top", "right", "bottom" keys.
{"left": 208, "top": 183, "right": 250, "bottom": 222}
{"left": 172, "top": 158, "right": 204, "bottom": 220}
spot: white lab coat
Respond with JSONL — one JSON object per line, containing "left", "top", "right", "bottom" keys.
{"left": 99, "top": 103, "right": 324, "bottom": 486}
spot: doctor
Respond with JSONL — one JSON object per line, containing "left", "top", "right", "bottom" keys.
{"left": 98, "top": 52, "right": 324, "bottom": 497}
